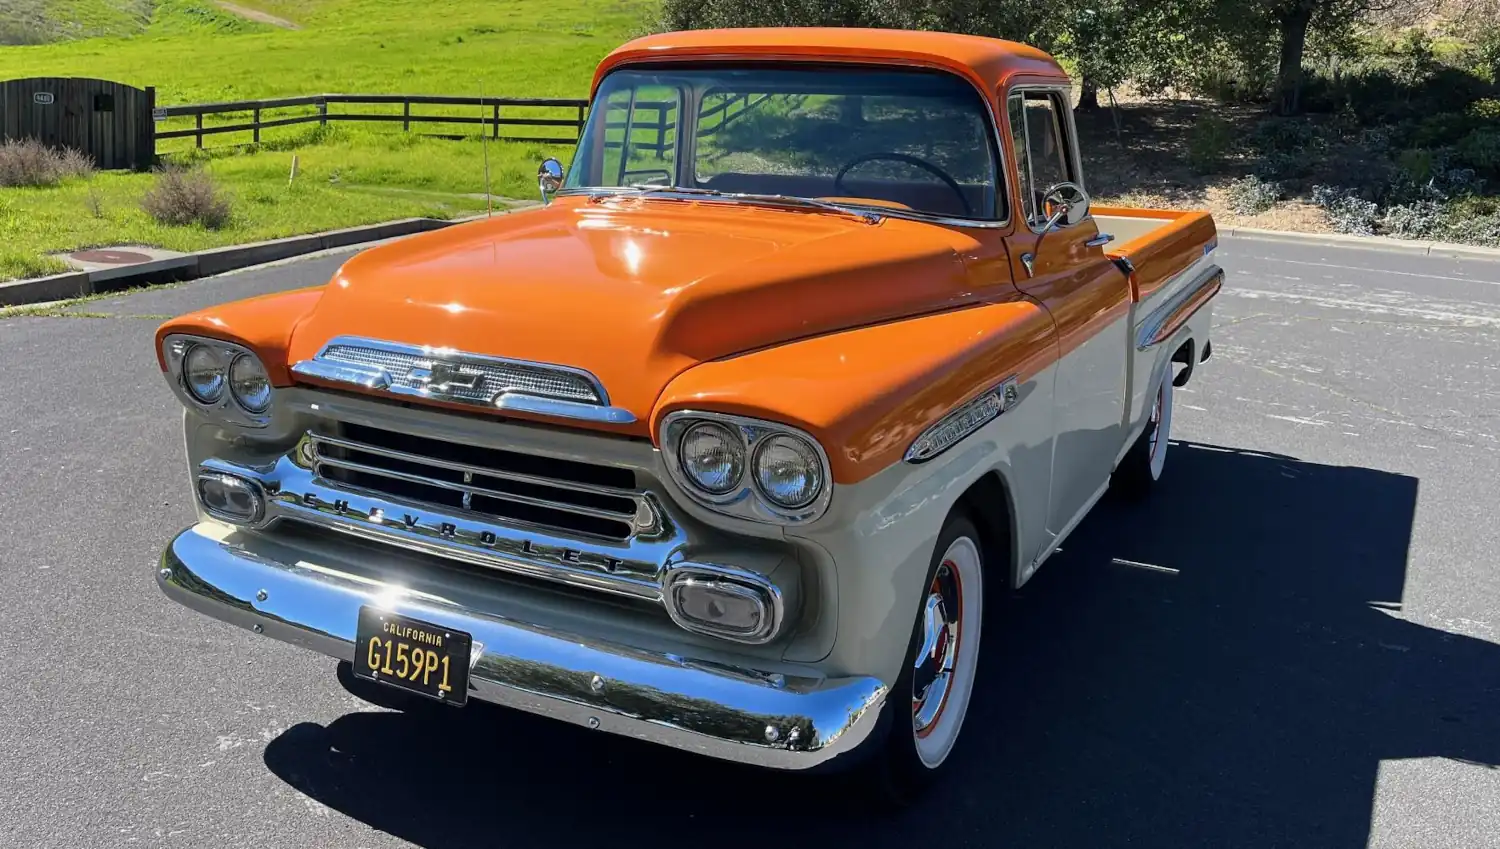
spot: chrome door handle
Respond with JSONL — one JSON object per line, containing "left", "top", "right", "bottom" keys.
{"left": 1085, "top": 233, "right": 1115, "bottom": 248}
{"left": 1021, "top": 252, "right": 1035, "bottom": 277}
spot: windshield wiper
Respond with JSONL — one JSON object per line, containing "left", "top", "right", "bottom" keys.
{"left": 602, "top": 185, "right": 883, "bottom": 224}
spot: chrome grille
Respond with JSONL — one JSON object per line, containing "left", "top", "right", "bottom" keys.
{"left": 319, "top": 343, "right": 603, "bottom": 404}
{"left": 309, "top": 423, "right": 648, "bottom": 541}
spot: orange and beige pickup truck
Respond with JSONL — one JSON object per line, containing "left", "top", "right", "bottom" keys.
{"left": 153, "top": 28, "right": 1221, "bottom": 795}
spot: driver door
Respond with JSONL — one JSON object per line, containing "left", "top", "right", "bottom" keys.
{"left": 1001, "top": 87, "right": 1130, "bottom": 550}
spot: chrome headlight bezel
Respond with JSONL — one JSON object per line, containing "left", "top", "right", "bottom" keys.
{"left": 162, "top": 333, "right": 275, "bottom": 428}
{"left": 660, "top": 410, "right": 833, "bottom": 525}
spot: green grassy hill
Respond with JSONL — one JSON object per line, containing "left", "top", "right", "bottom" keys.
{"left": 0, "top": 0, "right": 649, "bottom": 102}
{"left": 0, "top": 0, "right": 654, "bottom": 284}
{"left": 0, "top": 0, "right": 152, "bottom": 45}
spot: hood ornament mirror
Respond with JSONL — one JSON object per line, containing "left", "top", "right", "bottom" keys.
{"left": 538, "top": 158, "right": 565, "bottom": 206}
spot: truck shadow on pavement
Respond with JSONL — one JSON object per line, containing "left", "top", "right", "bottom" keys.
{"left": 264, "top": 440, "right": 1500, "bottom": 849}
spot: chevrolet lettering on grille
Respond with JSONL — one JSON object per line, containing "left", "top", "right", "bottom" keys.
{"left": 299, "top": 489, "right": 630, "bottom": 575}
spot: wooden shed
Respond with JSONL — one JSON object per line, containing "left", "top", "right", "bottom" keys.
{"left": 0, "top": 77, "right": 156, "bottom": 171}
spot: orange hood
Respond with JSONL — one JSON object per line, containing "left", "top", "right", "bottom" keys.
{"left": 287, "top": 196, "right": 985, "bottom": 432}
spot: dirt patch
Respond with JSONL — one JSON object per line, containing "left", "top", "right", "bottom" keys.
{"left": 1076, "top": 96, "right": 1341, "bottom": 235}
{"left": 214, "top": 1, "right": 299, "bottom": 29}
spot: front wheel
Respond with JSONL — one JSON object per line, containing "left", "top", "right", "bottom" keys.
{"left": 866, "top": 512, "right": 986, "bottom": 802}
{"left": 1115, "top": 369, "right": 1174, "bottom": 498}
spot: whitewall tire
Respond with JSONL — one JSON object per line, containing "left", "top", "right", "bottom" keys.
{"left": 1117, "top": 369, "right": 1174, "bottom": 496}
{"left": 869, "top": 512, "right": 986, "bottom": 800}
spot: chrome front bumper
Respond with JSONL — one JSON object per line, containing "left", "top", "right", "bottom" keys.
{"left": 157, "top": 525, "right": 887, "bottom": 770}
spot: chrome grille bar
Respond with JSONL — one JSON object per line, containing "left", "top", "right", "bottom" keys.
{"left": 304, "top": 425, "right": 657, "bottom": 542}
{"left": 309, "top": 432, "right": 637, "bottom": 500}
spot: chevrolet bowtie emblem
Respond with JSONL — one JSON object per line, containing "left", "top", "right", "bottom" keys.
{"left": 409, "top": 360, "right": 483, "bottom": 392}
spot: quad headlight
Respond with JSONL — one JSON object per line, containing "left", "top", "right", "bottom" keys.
{"left": 228, "top": 353, "right": 273, "bottom": 413}
{"left": 753, "top": 434, "right": 824, "bottom": 509}
{"left": 182, "top": 344, "right": 227, "bottom": 404}
{"left": 679, "top": 421, "right": 745, "bottom": 495}
{"left": 661, "top": 411, "right": 831, "bottom": 524}
{"left": 162, "top": 334, "right": 275, "bottom": 427}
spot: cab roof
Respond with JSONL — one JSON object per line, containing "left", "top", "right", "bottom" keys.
{"left": 592, "top": 27, "right": 1068, "bottom": 96}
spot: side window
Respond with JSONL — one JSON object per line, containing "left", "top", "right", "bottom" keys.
{"left": 1007, "top": 90, "right": 1076, "bottom": 227}
{"left": 598, "top": 85, "right": 680, "bottom": 187}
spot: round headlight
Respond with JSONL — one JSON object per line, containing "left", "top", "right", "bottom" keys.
{"left": 183, "top": 344, "right": 227, "bottom": 404}
{"left": 753, "top": 434, "right": 823, "bottom": 509}
{"left": 229, "top": 354, "right": 272, "bottom": 413}
{"left": 679, "top": 422, "right": 745, "bottom": 495}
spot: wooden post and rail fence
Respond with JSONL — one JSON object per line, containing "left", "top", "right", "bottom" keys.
{"left": 155, "top": 91, "right": 762, "bottom": 154}
{"left": 154, "top": 93, "right": 595, "bottom": 149}
{"left": 3, "top": 79, "right": 770, "bottom": 167}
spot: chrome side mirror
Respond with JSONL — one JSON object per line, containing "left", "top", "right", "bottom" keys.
{"left": 1041, "top": 181, "right": 1090, "bottom": 229}
{"left": 538, "top": 158, "right": 565, "bottom": 206}
{"left": 1024, "top": 182, "right": 1091, "bottom": 277}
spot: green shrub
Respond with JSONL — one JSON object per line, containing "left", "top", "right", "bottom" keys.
{"left": 1382, "top": 200, "right": 1447, "bottom": 239}
{"left": 1473, "top": 26, "right": 1500, "bottom": 83}
{"left": 1455, "top": 129, "right": 1500, "bottom": 179}
{"left": 1253, "top": 151, "right": 1308, "bottom": 180}
{"left": 1449, "top": 195, "right": 1500, "bottom": 218}
{"left": 1471, "top": 98, "right": 1500, "bottom": 120}
{"left": 1396, "top": 148, "right": 1438, "bottom": 183}
{"left": 1402, "top": 112, "right": 1480, "bottom": 149}
{"left": 1311, "top": 185, "right": 1379, "bottom": 235}
{"left": 1438, "top": 212, "right": 1500, "bottom": 247}
{"left": 1187, "top": 115, "right": 1233, "bottom": 173}
{"left": 1253, "top": 118, "right": 1326, "bottom": 154}
{"left": 1225, "top": 175, "right": 1282, "bottom": 214}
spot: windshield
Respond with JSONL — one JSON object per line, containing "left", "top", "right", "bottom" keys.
{"left": 565, "top": 65, "right": 1003, "bottom": 221}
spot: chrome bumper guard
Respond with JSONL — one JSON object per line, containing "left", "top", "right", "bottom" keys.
{"left": 157, "top": 525, "right": 887, "bottom": 770}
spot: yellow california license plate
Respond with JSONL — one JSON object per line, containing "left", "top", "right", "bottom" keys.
{"left": 353, "top": 607, "right": 472, "bottom": 707}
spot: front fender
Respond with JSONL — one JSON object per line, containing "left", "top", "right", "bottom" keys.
{"left": 651, "top": 297, "right": 1057, "bottom": 486}
{"left": 653, "top": 298, "right": 1060, "bottom": 681}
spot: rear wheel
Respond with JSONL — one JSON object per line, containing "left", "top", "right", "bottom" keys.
{"left": 1115, "top": 369, "right": 1174, "bottom": 497}
{"left": 866, "top": 512, "right": 986, "bottom": 803}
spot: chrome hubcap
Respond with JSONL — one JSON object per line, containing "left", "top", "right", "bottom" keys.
{"left": 912, "top": 561, "right": 962, "bottom": 734}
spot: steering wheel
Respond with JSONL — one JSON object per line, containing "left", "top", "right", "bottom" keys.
{"left": 833, "top": 152, "right": 973, "bottom": 218}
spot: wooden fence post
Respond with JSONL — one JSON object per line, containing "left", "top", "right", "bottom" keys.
{"left": 656, "top": 105, "right": 666, "bottom": 159}
{"left": 195, "top": 112, "right": 203, "bottom": 149}
{"left": 253, "top": 106, "right": 261, "bottom": 144}
{"left": 318, "top": 98, "right": 327, "bottom": 126}
{"left": 492, "top": 102, "right": 500, "bottom": 140}
{"left": 143, "top": 86, "right": 157, "bottom": 170}
{"left": 577, "top": 104, "right": 586, "bottom": 141}
{"left": 402, "top": 99, "right": 410, "bottom": 131}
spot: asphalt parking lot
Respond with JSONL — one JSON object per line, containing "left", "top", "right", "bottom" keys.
{"left": 1, "top": 235, "right": 1498, "bottom": 848}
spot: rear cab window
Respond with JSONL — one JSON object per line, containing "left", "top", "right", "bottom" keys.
{"left": 1007, "top": 89, "right": 1079, "bottom": 229}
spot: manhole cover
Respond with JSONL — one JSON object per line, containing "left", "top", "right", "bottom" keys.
{"left": 71, "top": 249, "right": 153, "bottom": 264}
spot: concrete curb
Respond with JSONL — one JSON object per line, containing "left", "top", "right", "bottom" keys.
{"left": 0, "top": 213, "right": 496, "bottom": 307}
{"left": 1224, "top": 226, "right": 1500, "bottom": 260}
{"left": 8, "top": 209, "right": 1494, "bottom": 308}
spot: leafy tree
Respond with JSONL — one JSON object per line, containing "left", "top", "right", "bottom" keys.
{"left": 1204, "top": 0, "right": 1408, "bottom": 114}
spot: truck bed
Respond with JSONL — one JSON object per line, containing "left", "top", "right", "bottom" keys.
{"left": 1093, "top": 206, "right": 1218, "bottom": 303}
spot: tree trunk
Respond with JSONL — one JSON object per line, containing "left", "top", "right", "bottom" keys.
{"left": 1077, "top": 76, "right": 1100, "bottom": 112}
{"left": 840, "top": 94, "right": 864, "bottom": 129}
{"left": 1275, "top": 5, "right": 1312, "bottom": 115}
